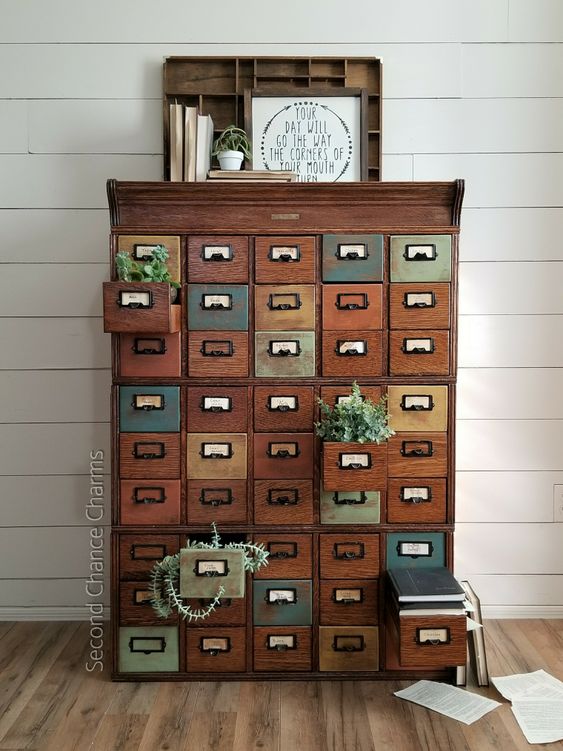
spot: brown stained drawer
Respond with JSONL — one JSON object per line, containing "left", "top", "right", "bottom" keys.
{"left": 322, "top": 284, "right": 383, "bottom": 331}
{"left": 389, "top": 330, "right": 450, "bottom": 376}
{"left": 103, "top": 282, "right": 181, "bottom": 334}
{"left": 255, "top": 285, "right": 315, "bottom": 331}
{"left": 394, "top": 610, "right": 467, "bottom": 668}
{"left": 319, "top": 534, "right": 380, "bottom": 579}
{"left": 254, "top": 534, "right": 312, "bottom": 579}
{"left": 387, "top": 385, "right": 448, "bottom": 433}
{"left": 322, "top": 330, "right": 383, "bottom": 377}
{"left": 119, "top": 534, "right": 179, "bottom": 580}
{"left": 187, "top": 386, "right": 248, "bottom": 433}
{"left": 254, "top": 386, "right": 314, "bottom": 432}
{"left": 186, "top": 433, "right": 247, "bottom": 480}
{"left": 320, "top": 579, "right": 379, "bottom": 626}
{"left": 119, "top": 433, "right": 181, "bottom": 479}
{"left": 118, "top": 235, "right": 181, "bottom": 283}
{"left": 319, "top": 626, "right": 379, "bottom": 672}
{"left": 187, "top": 480, "right": 248, "bottom": 525}
{"left": 255, "top": 236, "right": 316, "bottom": 283}
{"left": 254, "top": 480, "right": 314, "bottom": 525}
{"left": 188, "top": 331, "right": 249, "bottom": 378}
{"left": 119, "top": 332, "right": 181, "bottom": 378}
{"left": 322, "top": 442, "right": 387, "bottom": 492}
{"left": 387, "top": 478, "right": 447, "bottom": 524}
{"left": 186, "top": 627, "right": 246, "bottom": 673}
{"left": 388, "top": 433, "right": 448, "bottom": 479}
{"left": 254, "top": 433, "right": 314, "bottom": 479}
{"left": 182, "top": 595, "right": 246, "bottom": 626}
{"left": 120, "top": 479, "right": 181, "bottom": 525}
{"left": 119, "top": 581, "right": 177, "bottom": 626}
{"left": 319, "top": 385, "right": 382, "bottom": 409}
{"left": 254, "top": 626, "right": 312, "bottom": 672}
{"left": 389, "top": 283, "right": 451, "bottom": 330}
{"left": 187, "top": 235, "right": 249, "bottom": 282}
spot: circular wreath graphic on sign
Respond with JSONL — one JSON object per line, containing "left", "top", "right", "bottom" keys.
{"left": 252, "top": 97, "right": 361, "bottom": 182}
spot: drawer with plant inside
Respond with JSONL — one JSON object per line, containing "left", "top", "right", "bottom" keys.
{"left": 254, "top": 285, "right": 315, "bottom": 330}
{"left": 117, "top": 235, "right": 181, "bottom": 282}
{"left": 386, "top": 531, "right": 446, "bottom": 569}
{"left": 319, "top": 385, "right": 382, "bottom": 409}
{"left": 186, "top": 480, "right": 248, "bottom": 525}
{"left": 253, "top": 535, "right": 313, "bottom": 579}
{"left": 254, "top": 626, "right": 312, "bottom": 672}
{"left": 254, "top": 331, "right": 315, "bottom": 378}
{"left": 386, "top": 478, "right": 447, "bottom": 524}
{"left": 322, "top": 234, "right": 383, "bottom": 283}
{"left": 118, "top": 332, "right": 181, "bottom": 378}
{"left": 390, "top": 234, "right": 452, "bottom": 282}
{"left": 188, "top": 331, "right": 249, "bottom": 377}
{"left": 255, "top": 236, "right": 316, "bottom": 283}
{"left": 322, "top": 284, "right": 383, "bottom": 331}
{"left": 119, "top": 581, "right": 178, "bottom": 626}
{"left": 322, "top": 331, "right": 383, "bottom": 377}
{"left": 186, "top": 433, "right": 247, "bottom": 479}
{"left": 389, "top": 283, "right": 450, "bottom": 330}
{"left": 387, "top": 385, "right": 448, "bottom": 433}
{"left": 103, "top": 282, "right": 181, "bottom": 334}
{"left": 119, "top": 386, "right": 180, "bottom": 433}
{"left": 254, "top": 480, "right": 314, "bottom": 525}
{"left": 119, "top": 479, "right": 181, "bottom": 525}
{"left": 118, "top": 626, "right": 179, "bottom": 673}
{"left": 319, "top": 534, "right": 380, "bottom": 579}
{"left": 119, "top": 534, "right": 180, "bottom": 580}
{"left": 187, "top": 386, "right": 248, "bottom": 433}
{"left": 187, "top": 235, "right": 249, "bottom": 283}
{"left": 320, "top": 488, "right": 381, "bottom": 525}
{"left": 389, "top": 330, "right": 450, "bottom": 376}
{"left": 254, "top": 386, "right": 314, "bottom": 432}
{"left": 186, "top": 627, "right": 246, "bottom": 673}
{"left": 253, "top": 579, "right": 312, "bottom": 626}
{"left": 119, "top": 433, "right": 181, "bottom": 479}
{"left": 253, "top": 433, "right": 314, "bottom": 479}
{"left": 387, "top": 432, "right": 447, "bottom": 479}
{"left": 318, "top": 626, "right": 379, "bottom": 672}
{"left": 319, "top": 579, "right": 379, "bottom": 626}
{"left": 187, "top": 284, "right": 249, "bottom": 330}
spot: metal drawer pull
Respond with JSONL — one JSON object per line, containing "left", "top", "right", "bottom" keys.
{"left": 200, "top": 442, "right": 233, "bottom": 459}
{"left": 199, "top": 488, "right": 233, "bottom": 506}
{"left": 267, "top": 395, "right": 298, "bottom": 412}
{"left": 338, "top": 452, "right": 371, "bottom": 470}
{"left": 133, "top": 589, "right": 153, "bottom": 605}
{"left": 201, "top": 245, "right": 233, "bottom": 261}
{"left": 336, "top": 340, "right": 367, "bottom": 356}
{"left": 268, "top": 293, "right": 302, "bottom": 310}
{"left": 133, "top": 486, "right": 166, "bottom": 504}
{"left": 400, "top": 441, "right": 433, "bottom": 458}
{"left": 416, "top": 627, "right": 450, "bottom": 645}
{"left": 133, "top": 243, "right": 162, "bottom": 260}
{"left": 132, "top": 441, "right": 165, "bottom": 459}
{"left": 267, "top": 442, "right": 300, "bottom": 458}
{"left": 336, "top": 243, "right": 368, "bottom": 260}
{"left": 268, "top": 340, "right": 301, "bottom": 357}
{"left": 400, "top": 486, "right": 432, "bottom": 504}
{"left": 132, "top": 394, "right": 165, "bottom": 411}
{"left": 267, "top": 541, "right": 298, "bottom": 560}
{"left": 200, "top": 340, "right": 234, "bottom": 357}
{"left": 400, "top": 395, "right": 434, "bottom": 412}
{"left": 403, "top": 244, "right": 437, "bottom": 261}
{"left": 201, "top": 293, "right": 232, "bottom": 311}
{"left": 402, "top": 338, "right": 435, "bottom": 354}
{"left": 403, "top": 291, "right": 436, "bottom": 309}
{"left": 194, "top": 559, "right": 230, "bottom": 577}
{"left": 267, "top": 488, "right": 299, "bottom": 506}
{"left": 129, "top": 636, "right": 166, "bottom": 654}
{"left": 332, "top": 588, "right": 363, "bottom": 604}
{"left": 132, "top": 337, "right": 166, "bottom": 355}
{"left": 268, "top": 245, "right": 301, "bottom": 262}
{"left": 118, "top": 290, "right": 153, "bottom": 308}
{"left": 335, "top": 293, "right": 369, "bottom": 310}
{"left": 200, "top": 396, "right": 232, "bottom": 413}
{"left": 333, "top": 542, "right": 365, "bottom": 560}
{"left": 332, "top": 635, "right": 365, "bottom": 652}
{"left": 397, "top": 540, "right": 434, "bottom": 558}
{"left": 130, "top": 544, "right": 166, "bottom": 560}
{"left": 267, "top": 634, "right": 297, "bottom": 651}
{"left": 333, "top": 492, "right": 367, "bottom": 506}
{"left": 200, "top": 637, "right": 231, "bottom": 655}
{"left": 266, "top": 588, "right": 297, "bottom": 605}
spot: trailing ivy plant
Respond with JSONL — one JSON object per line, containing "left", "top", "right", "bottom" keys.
{"left": 315, "top": 382, "right": 395, "bottom": 444}
{"left": 115, "top": 245, "right": 180, "bottom": 289}
{"left": 212, "top": 125, "right": 252, "bottom": 159}
{"left": 150, "top": 523, "right": 269, "bottom": 622}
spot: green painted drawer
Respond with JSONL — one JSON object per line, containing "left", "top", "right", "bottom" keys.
{"left": 320, "top": 488, "right": 381, "bottom": 524}
{"left": 187, "top": 284, "right": 248, "bottom": 330}
{"left": 386, "top": 532, "right": 446, "bottom": 570}
{"left": 390, "top": 235, "right": 452, "bottom": 282}
{"left": 119, "top": 386, "right": 180, "bottom": 433}
{"left": 322, "top": 234, "right": 384, "bottom": 283}
{"left": 253, "top": 579, "right": 312, "bottom": 626}
{"left": 255, "top": 331, "right": 315, "bottom": 378}
{"left": 118, "top": 626, "right": 179, "bottom": 673}
{"left": 179, "top": 549, "right": 246, "bottom": 599}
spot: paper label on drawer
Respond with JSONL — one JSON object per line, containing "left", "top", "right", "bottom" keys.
{"left": 196, "top": 560, "right": 227, "bottom": 575}
{"left": 399, "top": 542, "right": 431, "bottom": 557}
{"left": 340, "top": 453, "right": 370, "bottom": 467}
{"left": 202, "top": 245, "right": 232, "bottom": 260}
{"left": 335, "top": 589, "right": 362, "bottom": 602}
{"left": 269, "top": 396, "right": 297, "bottom": 410}
{"left": 405, "top": 292, "right": 435, "bottom": 307}
{"left": 270, "top": 246, "right": 299, "bottom": 260}
{"left": 134, "top": 394, "right": 163, "bottom": 409}
{"left": 267, "top": 589, "right": 296, "bottom": 603}
{"left": 402, "top": 487, "right": 430, "bottom": 501}
{"left": 402, "top": 395, "right": 432, "bottom": 410}
{"left": 134, "top": 589, "right": 153, "bottom": 604}
{"left": 268, "top": 635, "right": 295, "bottom": 648}
{"left": 338, "top": 340, "right": 366, "bottom": 354}
{"left": 120, "top": 291, "right": 151, "bottom": 307}
{"left": 270, "top": 340, "right": 300, "bottom": 355}
{"left": 133, "top": 244, "right": 159, "bottom": 259}
{"left": 337, "top": 243, "right": 367, "bottom": 259}
{"left": 405, "top": 244, "right": 436, "bottom": 260}
{"left": 202, "top": 294, "right": 231, "bottom": 309}
{"left": 201, "top": 637, "right": 230, "bottom": 651}
{"left": 203, "top": 397, "right": 231, "bottom": 411}
{"left": 417, "top": 628, "right": 449, "bottom": 644}
{"left": 202, "top": 443, "right": 232, "bottom": 458}
{"left": 404, "top": 338, "right": 432, "bottom": 352}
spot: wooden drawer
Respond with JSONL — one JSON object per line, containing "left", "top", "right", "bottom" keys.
{"left": 180, "top": 549, "right": 246, "bottom": 599}
{"left": 322, "top": 330, "right": 383, "bottom": 377}
{"left": 119, "top": 581, "right": 177, "bottom": 626}
{"left": 187, "top": 284, "right": 248, "bottom": 330}
{"left": 119, "top": 433, "right": 180, "bottom": 479}
{"left": 387, "top": 385, "right": 448, "bottom": 433}
{"left": 188, "top": 331, "right": 249, "bottom": 377}
{"left": 187, "top": 480, "right": 248, "bottom": 524}
{"left": 322, "top": 234, "right": 383, "bottom": 283}
{"left": 254, "top": 331, "right": 315, "bottom": 378}
{"left": 103, "top": 282, "right": 180, "bottom": 334}
{"left": 320, "top": 385, "right": 381, "bottom": 408}
{"left": 254, "top": 480, "right": 314, "bottom": 525}
{"left": 322, "top": 441, "right": 387, "bottom": 492}
{"left": 319, "top": 534, "right": 380, "bottom": 579}
{"left": 389, "top": 283, "right": 450, "bottom": 330}
{"left": 389, "top": 330, "right": 450, "bottom": 376}
{"left": 119, "top": 534, "right": 179, "bottom": 580}
{"left": 320, "top": 489, "right": 381, "bottom": 525}
{"left": 254, "top": 534, "right": 312, "bottom": 579}
{"left": 119, "top": 386, "right": 180, "bottom": 433}
{"left": 388, "top": 432, "right": 447, "bottom": 478}
{"left": 118, "top": 626, "right": 179, "bottom": 673}
{"left": 322, "top": 284, "right": 383, "bottom": 330}
{"left": 187, "top": 235, "right": 249, "bottom": 282}
{"left": 182, "top": 595, "right": 246, "bottom": 626}
{"left": 187, "top": 386, "right": 248, "bottom": 433}
{"left": 387, "top": 478, "right": 447, "bottom": 524}
{"left": 254, "top": 285, "right": 315, "bottom": 330}
{"left": 254, "top": 433, "right": 314, "bottom": 479}
{"left": 255, "top": 236, "right": 316, "bottom": 283}
{"left": 254, "top": 386, "right": 314, "bottom": 432}
{"left": 118, "top": 234, "right": 181, "bottom": 282}
{"left": 119, "top": 332, "right": 181, "bottom": 378}
{"left": 394, "top": 611, "right": 466, "bottom": 668}
{"left": 254, "top": 626, "right": 312, "bottom": 672}
{"left": 319, "top": 626, "right": 379, "bottom": 672}
{"left": 253, "top": 579, "right": 312, "bottom": 626}
{"left": 120, "top": 479, "right": 181, "bottom": 525}
{"left": 320, "top": 579, "right": 379, "bottom": 626}
{"left": 187, "top": 627, "right": 246, "bottom": 673}
{"left": 386, "top": 532, "right": 446, "bottom": 569}
{"left": 186, "top": 433, "right": 247, "bottom": 479}
{"left": 390, "top": 235, "right": 452, "bottom": 282}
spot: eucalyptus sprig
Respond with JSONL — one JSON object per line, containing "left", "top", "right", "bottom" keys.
{"left": 315, "top": 382, "right": 394, "bottom": 444}
{"left": 115, "top": 245, "right": 180, "bottom": 289}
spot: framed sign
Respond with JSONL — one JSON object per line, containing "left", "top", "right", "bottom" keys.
{"left": 245, "top": 88, "right": 367, "bottom": 182}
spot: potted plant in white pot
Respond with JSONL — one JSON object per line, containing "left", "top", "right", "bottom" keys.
{"left": 212, "top": 125, "right": 252, "bottom": 171}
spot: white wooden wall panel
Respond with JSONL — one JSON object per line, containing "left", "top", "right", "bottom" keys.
{"left": 509, "top": 0, "right": 563, "bottom": 42}
{"left": 0, "top": 578, "right": 110, "bottom": 607}
{"left": 0, "top": 101, "right": 28, "bottom": 153}
{"left": 381, "top": 154, "right": 413, "bottom": 181}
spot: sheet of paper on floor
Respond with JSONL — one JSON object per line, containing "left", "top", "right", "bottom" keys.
{"left": 491, "top": 669, "right": 563, "bottom": 701}
{"left": 394, "top": 680, "right": 501, "bottom": 725}
{"left": 511, "top": 700, "right": 563, "bottom": 745}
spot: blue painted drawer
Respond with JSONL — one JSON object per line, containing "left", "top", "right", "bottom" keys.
{"left": 322, "top": 234, "right": 384, "bottom": 283}
{"left": 119, "top": 386, "right": 180, "bottom": 433}
{"left": 118, "top": 626, "right": 179, "bottom": 673}
{"left": 187, "top": 284, "right": 248, "bottom": 330}
{"left": 386, "top": 532, "right": 446, "bottom": 570}
{"left": 253, "top": 579, "right": 312, "bottom": 626}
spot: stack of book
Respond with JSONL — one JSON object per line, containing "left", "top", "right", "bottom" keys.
{"left": 388, "top": 566, "right": 467, "bottom": 616}
{"left": 207, "top": 170, "right": 297, "bottom": 183}
{"left": 169, "top": 103, "right": 214, "bottom": 182}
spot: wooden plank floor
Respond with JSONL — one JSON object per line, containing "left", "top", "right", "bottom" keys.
{"left": 0, "top": 620, "right": 562, "bottom": 750}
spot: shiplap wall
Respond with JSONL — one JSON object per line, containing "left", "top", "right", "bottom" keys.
{"left": 1, "top": 0, "right": 562, "bottom": 618}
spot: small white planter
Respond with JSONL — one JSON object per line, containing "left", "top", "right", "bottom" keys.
{"left": 217, "top": 150, "right": 244, "bottom": 171}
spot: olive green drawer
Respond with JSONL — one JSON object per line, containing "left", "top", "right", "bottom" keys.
{"left": 390, "top": 235, "right": 452, "bottom": 282}
{"left": 118, "top": 626, "right": 179, "bottom": 673}
{"left": 255, "top": 331, "right": 316, "bottom": 378}
{"left": 320, "top": 488, "right": 381, "bottom": 524}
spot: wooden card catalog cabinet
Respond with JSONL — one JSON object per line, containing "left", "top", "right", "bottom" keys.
{"left": 106, "top": 179, "right": 463, "bottom": 681}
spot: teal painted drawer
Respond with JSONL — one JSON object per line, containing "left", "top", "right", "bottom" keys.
{"left": 255, "top": 331, "right": 315, "bottom": 378}
{"left": 187, "top": 284, "right": 248, "bottom": 330}
{"left": 386, "top": 532, "right": 446, "bottom": 570}
{"left": 118, "top": 626, "right": 179, "bottom": 673}
{"left": 119, "top": 386, "right": 180, "bottom": 433}
{"left": 320, "top": 488, "right": 381, "bottom": 525}
{"left": 322, "top": 234, "right": 383, "bottom": 283}
{"left": 390, "top": 235, "right": 452, "bottom": 282}
{"left": 253, "top": 579, "right": 312, "bottom": 626}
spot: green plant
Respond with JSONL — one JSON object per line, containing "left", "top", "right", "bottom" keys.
{"left": 315, "top": 382, "right": 395, "bottom": 444}
{"left": 212, "top": 124, "right": 252, "bottom": 159}
{"left": 115, "top": 245, "right": 180, "bottom": 289}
